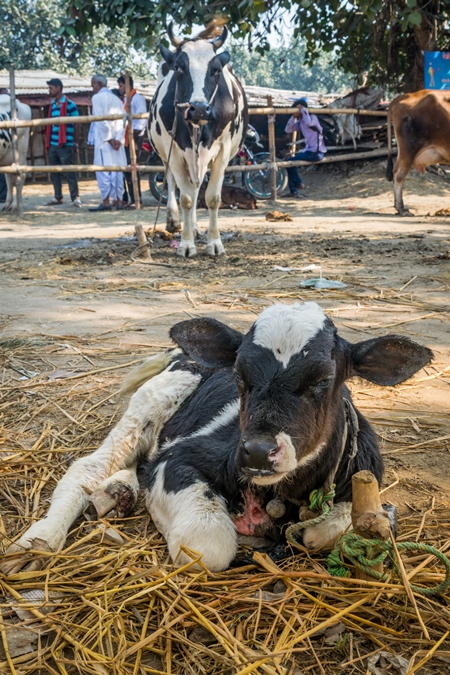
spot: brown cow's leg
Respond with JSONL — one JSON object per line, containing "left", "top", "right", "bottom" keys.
{"left": 393, "top": 154, "right": 413, "bottom": 216}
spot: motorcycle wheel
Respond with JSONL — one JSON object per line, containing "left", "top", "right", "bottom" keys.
{"left": 149, "top": 167, "right": 168, "bottom": 205}
{"left": 244, "top": 152, "right": 288, "bottom": 199}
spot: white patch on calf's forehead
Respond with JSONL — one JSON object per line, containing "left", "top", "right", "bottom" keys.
{"left": 182, "top": 41, "right": 216, "bottom": 103}
{"left": 253, "top": 303, "right": 327, "bottom": 367}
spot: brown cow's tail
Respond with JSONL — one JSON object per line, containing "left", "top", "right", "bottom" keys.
{"left": 386, "top": 105, "right": 394, "bottom": 182}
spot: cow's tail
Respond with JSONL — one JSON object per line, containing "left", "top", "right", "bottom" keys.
{"left": 386, "top": 105, "right": 394, "bottom": 182}
{"left": 120, "top": 349, "right": 180, "bottom": 396}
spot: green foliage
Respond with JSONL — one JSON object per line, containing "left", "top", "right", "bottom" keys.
{"left": 60, "top": 0, "right": 449, "bottom": 93}
{"left": 229, "top": 39, "right": 354, "bottom": 94}
{"left": 0, "top": 0, "right": 154, "bottom": 77}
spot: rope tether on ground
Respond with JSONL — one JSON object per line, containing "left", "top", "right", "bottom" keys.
{"left": 327, "top": 532, "right": 450, "bottom": 597}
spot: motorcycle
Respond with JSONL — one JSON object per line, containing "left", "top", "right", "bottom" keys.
{"left": 143, "top": 125, "right": 288, "bottom": 205}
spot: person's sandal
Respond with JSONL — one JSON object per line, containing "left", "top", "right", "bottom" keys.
{"left": 46, "top": 198, "right": 64, "bottom": 206}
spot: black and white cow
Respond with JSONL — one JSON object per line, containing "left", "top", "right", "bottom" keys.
{"left": 2, "top": 303, "right": 432, "bottom": 575}
{"left": 0, "top": 95, "right": 31, "bottom": 211}
{"left": 149, "top": 25, "right": 248, "bottom": 257}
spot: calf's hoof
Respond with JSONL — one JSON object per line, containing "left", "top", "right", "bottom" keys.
{"left": 0, "top": 520, "right": 67, "bottom": 575}
{"left": 87, "top": 481, "right": 138, "bottom": 519}
{"left": 206, "top": 240, "right": 225, "bottom": 257}
{"left": 177, "top": 241, "right": 197, "bottom": 258}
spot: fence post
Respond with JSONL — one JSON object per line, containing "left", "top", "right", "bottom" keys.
{"left": 267, "top": 95, "right": 277, "bottom": 202}
{"left": 125, "top": 71, "right": 141, "bottom": 211}
{"left": 9, "top": 67, "right": 24, "bottom": 217}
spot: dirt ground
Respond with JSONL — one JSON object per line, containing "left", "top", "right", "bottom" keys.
{"left": 1, "top": 159, "right": 450, "bottom": 673}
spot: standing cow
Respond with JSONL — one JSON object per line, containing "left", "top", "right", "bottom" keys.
{"left": 1, "top": 302, "right": 432, "bottom": 576}
{"left": 149, "top": 24, "right": 248, "bottom": 257}
{"left": 0, "top": 94, "right": 31, "bottom": 211}
{"left": 386, "top": 90, "right": 450, "bottom": 215}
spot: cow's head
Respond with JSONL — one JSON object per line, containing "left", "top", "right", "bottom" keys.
{"left": 159, "top": 23, "right": 230, "bottom": 125}
{"left": 171, "top": 303, "right": 432, "bottom": 485}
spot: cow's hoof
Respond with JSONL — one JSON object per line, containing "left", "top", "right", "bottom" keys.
{"left": 177, "top": 241, "right": 197, "bottom": 258}
{"left": 87, "top": 481, "right": 138, "bottom": 519}
{"left": 206, "top": 240, "right": 225, "bottom": 256}
{"left": 0, "top": 527, "right": 62, "bottom": 575}
{"left": 166, "top": 219, "right": 181, "bottom": 234}
{"left": 397, "top": 208, "right": 413, "bottom": 216}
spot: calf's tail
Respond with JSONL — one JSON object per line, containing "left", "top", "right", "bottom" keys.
{"left": 386, "top": 105, "right": 394, "bottom": 182}
{"left": 121, "top": 349, "right": 180, "bottom": 396}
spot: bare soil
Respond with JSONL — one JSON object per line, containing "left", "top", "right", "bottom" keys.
{"left": 1, "top": 159, "right": 450, "bottom": 673}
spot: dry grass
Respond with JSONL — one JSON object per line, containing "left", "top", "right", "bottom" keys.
{"left": 1, "top": 335, "right": 450, "bottom": 675}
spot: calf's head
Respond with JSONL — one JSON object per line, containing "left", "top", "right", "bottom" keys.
{"left": 159, "top": 24, "right": 230, "bottom": 125}
{"left": 171, "top": 303, "right": 432, "bottom": 485}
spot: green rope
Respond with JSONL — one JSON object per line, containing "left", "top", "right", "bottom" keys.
{"left": 327, "top": 532, "right": 450, "bottom": 597}
{"left": 285, "top": 486, "right": 336, "bottom": 546}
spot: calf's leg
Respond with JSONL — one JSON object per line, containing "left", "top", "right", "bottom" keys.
{"left": 146, "top": 463, "right": 237, "bottom": 572}
{"left": 2, "top": 366, "right": 201, "bottom": 571}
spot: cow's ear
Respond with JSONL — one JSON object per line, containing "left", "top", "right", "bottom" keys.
{"left": 160, "top": 44, "right": 175, "bottom": 65}
{"left": 217, "top": 51, "right": 230, "bottom": 66}
{"left": 170, "top": 318, "right": 243, "bottom": 368}
{"left": 350, "top": 335, "right": 433, "bottom": 386}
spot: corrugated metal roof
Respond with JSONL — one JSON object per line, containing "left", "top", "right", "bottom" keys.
{"left": 0, "top": 69, "right": 341, "bottom": 107}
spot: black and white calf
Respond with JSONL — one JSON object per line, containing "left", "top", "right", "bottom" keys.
{"left": 0, "top": 95, "right": 31, "bottom": 211}
{"left": 3, "top": 303, "right": 432, "bottom": 574}
{"left": 149, "top": 24, "right": 248, "bottom": 257}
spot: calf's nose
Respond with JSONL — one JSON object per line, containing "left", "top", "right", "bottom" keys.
{"left": 243, "top": 440, "right": 278, "bottom": 470}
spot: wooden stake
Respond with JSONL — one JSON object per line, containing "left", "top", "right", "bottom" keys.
{"left": 267, "top": 95, "right": 277, "bottom": 202}
{"left": 125, "top": 71, "right": 141, "bottom": 211}
{"left": 9, "top": 67, "right": 24, "bottom": 217}
{"left": 135, "top": 224, "right": 151, "bottom": 259}
{"left": 351, "top": 470, "right": 391, "bottom": 581}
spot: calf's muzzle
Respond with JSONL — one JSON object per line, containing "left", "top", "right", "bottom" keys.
{"left": 241, "top": 439, "right": 278, "bottom": 475}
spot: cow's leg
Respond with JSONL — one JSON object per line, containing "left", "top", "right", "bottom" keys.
{"left": 393, "top": 153, "right": 413, "bottom": 216}
{"left": 2, "top": 366, "right": 201, "bottom": 572}
{"left": 166, "top": 169, "right": 181, "bottom": 233}
{"left": 2, "top": 173, "right": 14, "bottom": 211}
{"left": 173, "top": 175, "right": 198, "bottom": 258}
{"left": 146, "top": 463, "right": 237, "bottom": 572}
{"left": 204, "top": 155, "right": 227, "bottom": 256}
{"left": 302, "top": 502, "right": 352, "bottom": 550}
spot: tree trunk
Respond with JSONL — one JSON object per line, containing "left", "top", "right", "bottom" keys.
{"left": 404, "top": 0, "right": 439, "bottom": 92}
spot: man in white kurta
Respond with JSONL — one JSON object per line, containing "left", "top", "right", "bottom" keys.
{"left": 89, "top": 74, "right": 127, "bottom": 211}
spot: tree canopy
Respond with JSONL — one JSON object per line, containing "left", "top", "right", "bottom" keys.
{"left": 1, "top": 0, "right": 154, "bottom": 77}
{"left": 64, "top": 0, "right": 450, "bottom": 92}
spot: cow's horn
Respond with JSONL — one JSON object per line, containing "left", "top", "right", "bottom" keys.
{"left": 167, "top": 22, "right": 182, "bottom": 48}
{"left": 212, "top": 26, "right": 228, "bottom": 50}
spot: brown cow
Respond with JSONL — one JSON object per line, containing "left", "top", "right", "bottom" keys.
{"left": 386, "top": 90, "right": 450, "bottom": 215}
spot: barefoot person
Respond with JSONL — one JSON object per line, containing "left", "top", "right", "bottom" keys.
{"left": 89, "top": 74, "right": 126, "bottom": 212}
{"left": 283, "top": 98, "right": 327, "bottom": 197}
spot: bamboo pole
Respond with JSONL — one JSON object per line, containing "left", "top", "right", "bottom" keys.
{"left": 0, "top": 148, "right": 397, "bottom": 176}
{"left": 125, "top": 71, "right": 142, "bottom": 211}
{"left": 135, "top": 224, "right": 151, "bottom": 259}
{"left": 9, "top": 67, "right": 23, "bottom": 216}
{"left": 0, "top": 107, "right": 388, "bottom": 131}
{"left": 351, "top": 471, "right": 391, "bottom": 582}
{"left": 267, "top": 95, "right": 277, "bottom": 201}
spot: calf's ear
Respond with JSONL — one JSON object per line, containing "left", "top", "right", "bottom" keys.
{"left": 170, "top": 318, "right": 243, "bottom": 368}
{"left": 350, "top": 335, "right": 433, "bottom": 386}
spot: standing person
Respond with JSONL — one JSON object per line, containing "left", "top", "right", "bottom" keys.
{"left": 89, "top": 74, "right": 126, "bottom": 212}
{"left": 117, "top": 75, "right": 147, "bottom": 209}
{"left": 283, "top": 98, "right": 327, "bottom": 197}
{"left": 45, "top": 78, "right": 82, "bottom": 207}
